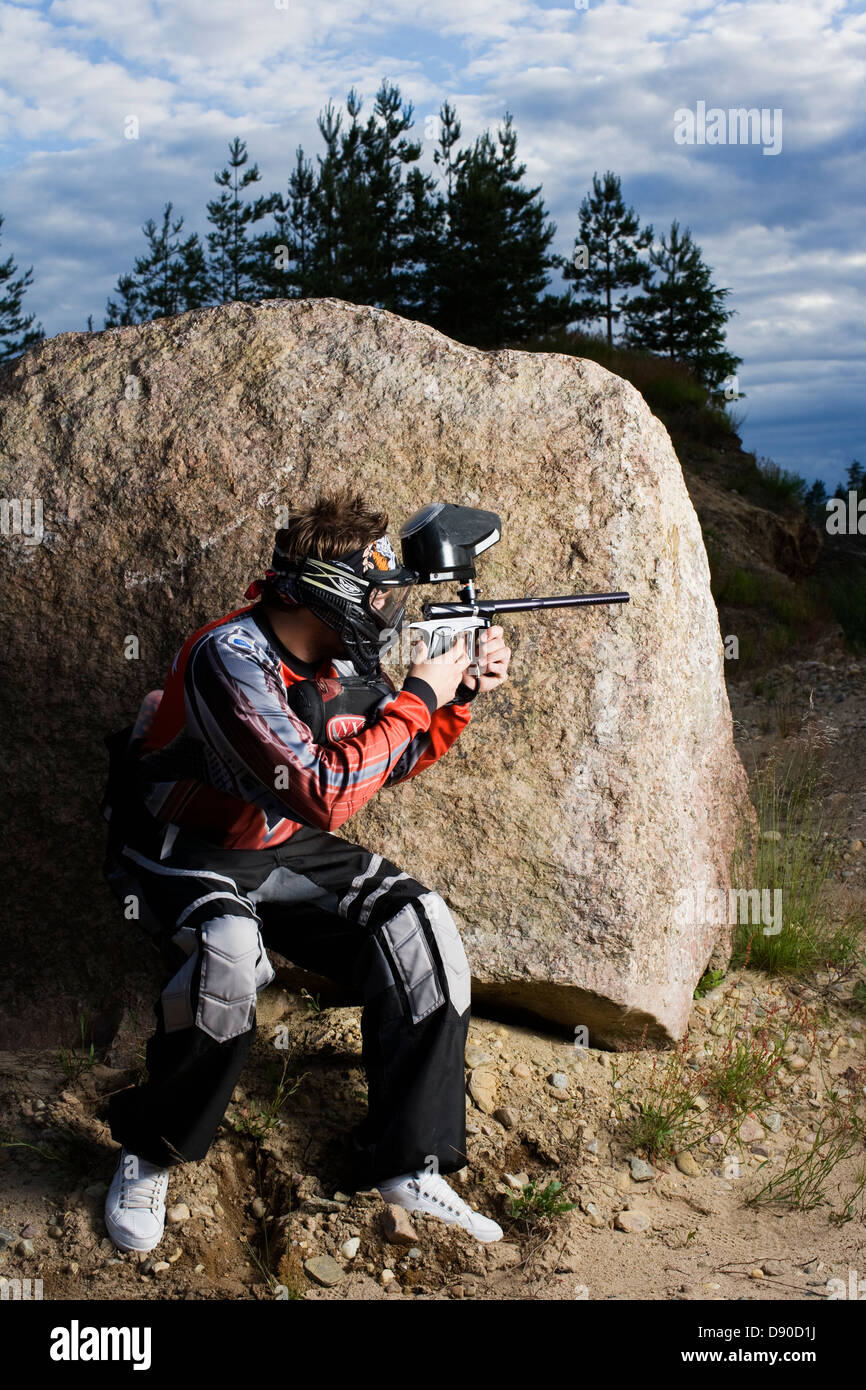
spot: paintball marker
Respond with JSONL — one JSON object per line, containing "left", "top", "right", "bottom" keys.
{"left": 399, "top": 503, "right": 630, "bottom": 679}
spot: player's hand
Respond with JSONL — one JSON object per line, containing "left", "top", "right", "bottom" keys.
{"left": 407, "top": 632, "right": 473, "bottom": 709}
{"left": 460, "top": 626, "right": 511, "bottom": 695}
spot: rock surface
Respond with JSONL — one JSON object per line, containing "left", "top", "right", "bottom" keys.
{"left": 0, "top": 297, "right": 753, "bottom": 1046}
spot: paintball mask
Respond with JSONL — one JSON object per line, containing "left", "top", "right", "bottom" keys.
{"left": 246, "top": 533, "right": 418, "bottom": 680}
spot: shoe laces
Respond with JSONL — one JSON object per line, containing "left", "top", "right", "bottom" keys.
{"left": 119, "top": 1162, "right": 169, "bottom": 1212}
{"left": 411, "top": 1172, "right": 472, "bottom": 1219}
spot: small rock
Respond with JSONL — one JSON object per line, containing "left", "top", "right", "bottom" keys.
{"left": 493, "top": 1106, "right": 518, "bottom": 1130}
{"left": 546, "top": 1083, "right": 570, "bottom": 1100}
{"left": 20, "top": 1224, "right": 36, "bottom": 1239}
{"left": 251, "top": 1197, "right": 266, "bottom": 1219}
{"left": 749, "top": 1268, "right": 764, "bottom": 1279}
{"left": 629, "top": 1157, "right": 657, "bottom": 1182}
{"left": 675, "top": 1151, "right": 701, "bottom": 1177}
{"left": 511, "top": 1062, "right": 531, "bottom": 1079}
{"left": 0, "top": 1228, "right": 15, "bottom": 1251}
{"left": 380, "top": 1204, "right": 417, "bottom": 1246}
{"left": 468, "top": 1067, "right": 498, "bottom": 1115}
{"left": 62, "top": 1260, "right": 79, "bottom": 1275}
{"left": 47, "top": 1225, "right": 63, "bottom": 1238}
{"left": 305, "top": 1254, "right": 345, "bottom": 1287}
{"left": 167, "top": 1248, "right": 182, "bottom": 1263}
{"left": 555, "top": 1252, "right": 582, "bottom": 1273}
{"left": 194, "top": 1263, "right": 205, "bottom": 1274}
{"left": 167, "top": 1204, "right": 191, "bottom": 1224}
{"left": 465, "top": 1045, "right": 494, "bottom": 1068}
{"left": 16, "top": 1239, "right": 34, "bottom": 1256}
{"left": 504, "top": 1172, "right": 529, "bottom": 1190}
{"left": 615, "top": 1210, "right": 649, "bottom": 1233}
{"left": 583, "top": 1201, "right": 604, "bottom": 1227}
{"left": 739, "top": 1116, "right": 764, "bottom": 1143}
{"left": 379, "top": 1268, "right": 395, "bottom": 1286}
{"left": 549, "top": 1072, "right": 569, "bottom": 1089}
{"left": 151, "top": 1261, "right": 170, "bottom": 1275}
{"left": 763, "top": 1111, "right": 782, "bottom": 1133}
{"left": 585, "top": 1139, "right": 599, "bottom": 1155}
{"left": 762, "top": 1260, "right": 784, "bottom": 1277}
{"left": 341, "top": 1237, "right": 361, "bottom": 1259}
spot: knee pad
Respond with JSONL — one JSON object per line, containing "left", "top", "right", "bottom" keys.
{"left": 417, "top": 891, "right": 471, "bottom": 1019}
{"left": 161, "top": 913, "right": 275, "bottom": 1042}
{"left": 377, "top": 892, "right": 471, "bottom": 1024}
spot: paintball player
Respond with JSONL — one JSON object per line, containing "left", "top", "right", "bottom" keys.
{"left": 101, "top": 486, "right": 512, "bottom": 1253}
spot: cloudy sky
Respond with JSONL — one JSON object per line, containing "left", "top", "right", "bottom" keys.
{"left": 1, "top": 0, "right": 863, "bottom": 488}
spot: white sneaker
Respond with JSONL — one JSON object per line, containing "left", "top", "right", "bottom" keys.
{"left": 104, "top": 1147, "right": 171, "bottom": 1253}
{"left": 378, "top": 1170, "right": 503, "bottom": 1243}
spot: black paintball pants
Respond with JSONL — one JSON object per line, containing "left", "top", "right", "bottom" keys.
{"left": 107, "top": 824, "right": 473, "bottom": 1189}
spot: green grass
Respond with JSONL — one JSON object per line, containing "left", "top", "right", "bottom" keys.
{"left": 58, "top": 1014, "right": 96, "bottom": 1081}
{"left": 744, "top": 1057, "right": 866, "bottom": 1218}
{"left": 613, "top": 1042, "right": 713, "bottom": 1161}
{"left": 714, "top": 567, "right": 764, "bottom": 607}
{"left": 705, "top": 544, "right": 827, "bottom": 674}
{"left": 704, "top": 1028, "right": 789, "bottom": 1118}
{"left": 731, "top": 747, "right": 863, "bottom": 975}
{"left": 723, "top": 456, "right": 809, "bottom": 515}
{"left": 809, "top": 571, "right": 866, "bottom": 651}
{"left": 226, "top": 1054, "right": 308, "bottom": 1141}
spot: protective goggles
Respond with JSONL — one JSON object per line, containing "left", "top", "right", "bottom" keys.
{"left": 293, "top": 552, "right": 418, "bottom": 633}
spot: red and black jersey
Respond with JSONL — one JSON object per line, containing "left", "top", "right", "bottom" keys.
{"left": 136, "top": 603, "right": 472, "bottom": 850}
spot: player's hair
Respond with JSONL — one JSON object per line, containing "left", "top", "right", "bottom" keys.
{"left": 273, "top": 485, "right": 390, "bottom": 565}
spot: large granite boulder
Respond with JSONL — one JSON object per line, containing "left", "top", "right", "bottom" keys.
{"left": 0, "top": 298, "right": 754, "bottom": 1047}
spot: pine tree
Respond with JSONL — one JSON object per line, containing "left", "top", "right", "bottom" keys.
{"left": 358, "top": 81, "right": 425, "bottom": 310}
{"left": 301, "top": 82, "right": 426, "bottom": 308}
{"left": 326, "top": 87, "right": 378, "bottom": 304}
{"left": 306, "top": 98, "right": 344, "bottom": 297}
{"left": 104, "top": 202, "right": 210, "bottom": 326}
{"left": 623, "top": 220, "right": 740, "bottom": 393}
{"left": 206, "top": 138, "right": 275, "bottom": 302}
{"left": 402, "top": 160, "right": 445, "bottom": 318}
{"left": 431, "top": 110, "right": 571, "bottom": 347}
{"left": 253, "top": 146, "right": 318, "bottom": 299}
{"left": 433, "top": 101, "right": 463, "bottom": 205}
{"left": 413, "top": 102, "right": 462, "bottom": 327}
{"left": 0, "top": 213, "right": 45, "bottom": 364}
{"left": 804, "top": 477, "right": 828, "bottom": 524}
{"left": 833, "top": 460, "right": 864, "bottom": 499}
{"left": 559, "top": 171, "right": 653, "bottom": 345}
